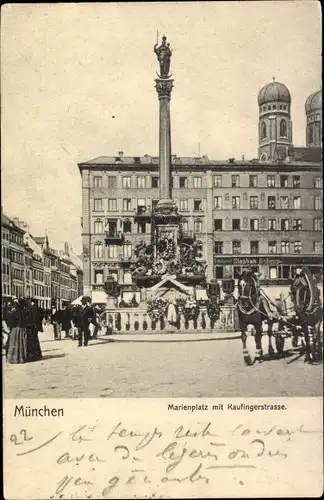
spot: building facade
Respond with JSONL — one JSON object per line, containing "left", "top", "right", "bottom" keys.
{"left": 1, "top": 212, "right": 83, "bottom": 306}
{"left": 79, "top": 83, "right": 322, "bottom": 297}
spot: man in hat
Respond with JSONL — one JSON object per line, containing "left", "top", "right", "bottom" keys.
{"left": 77, "top": 296, "right": 95, "bottom": 347}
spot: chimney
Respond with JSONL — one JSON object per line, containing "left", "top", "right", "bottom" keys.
{"left": 242, "top": 155, "right": 245, "bottom": 161}
{"left": 64, "top": 242, "right": 69, "bottom": 256}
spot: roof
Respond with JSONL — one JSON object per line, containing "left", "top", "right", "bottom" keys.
{"left": 305, "top": 90, "right": 322, "bottom": 113}
{"left": 25, "top": 233, "right": 43, "bottom": 260}
{"left": 258, "top": 81, "right": 291, "bottom": 106}
{"left": 292, "top": 147, "right": 323, "bottom": 162}
{"left": 79, "top": 154, "right": 213, "bottom": 167}
{"left": 1, "top": 213, "right": 25, "bottom": 233}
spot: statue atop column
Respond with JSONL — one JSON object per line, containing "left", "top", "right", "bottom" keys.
{"left": 154, "top": 35, "right": 172, "bottom": 79}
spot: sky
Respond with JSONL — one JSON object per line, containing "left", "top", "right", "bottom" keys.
{"left": 1, "top": 1, "right": 321, "bottom": 253}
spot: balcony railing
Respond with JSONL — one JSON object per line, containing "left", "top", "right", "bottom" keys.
{"left": 105, "top": 231, "right": 124, "bottom": 244}
{"left": 181, "top": 230, "right": 196, "bottom": 242}
{"left": 134, "top": 206, "right": 152, "bottom": 221}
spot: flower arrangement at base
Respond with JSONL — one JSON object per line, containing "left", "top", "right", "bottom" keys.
{"left": 147, "top": 297, "right": 168, "bottom": 322}
{"left": 177, "top": 295, "right": 200, "bottom": 321}
{"left": 207, "top": 299, "right": 220, "bottom": 324}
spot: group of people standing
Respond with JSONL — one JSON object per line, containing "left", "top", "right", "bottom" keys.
{"left": 2, "top": 297, "right": 43, "bottom": 364}
{"left": 51, "top": 297, "right": 100, "bottom": 347}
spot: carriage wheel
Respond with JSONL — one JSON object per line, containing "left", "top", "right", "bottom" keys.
{"left": 275, "top": 336, "right": 285, "bottom": 355}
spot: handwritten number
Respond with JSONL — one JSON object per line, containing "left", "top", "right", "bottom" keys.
{"left": 10, "top": 429, "right": 33, "bottom": 446}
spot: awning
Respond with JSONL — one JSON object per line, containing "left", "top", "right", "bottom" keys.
{"left": 71, "top": 295, "right": 83, "bottom": 305}
{"left": 92, "top": 290, "right": 107, "bottom": 304}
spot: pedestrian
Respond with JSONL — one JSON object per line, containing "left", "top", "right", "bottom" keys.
{"left": 61, "top": 304, "right": 71, "bottom": 338}
{"left": 27, "top": 298, "right": 43, "bottom": 362}
{"left": 6, "top": 298, "right": 29, "bottom": 364}
{"left": 77, "top": 296, "right": 94, "bottom": 347}
{"left": 51, "top": 305, "right": 62, "bottom": 340}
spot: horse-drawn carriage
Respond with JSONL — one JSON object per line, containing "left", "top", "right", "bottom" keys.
{"left": 237, "top": 266, "right": 323, "bottom": 365}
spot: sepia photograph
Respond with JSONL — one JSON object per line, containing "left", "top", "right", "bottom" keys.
{"left": 2, "top": 1, "right": 323, "bottom": 400}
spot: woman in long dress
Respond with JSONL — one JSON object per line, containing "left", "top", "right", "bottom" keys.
{"left": 6, "top": 298, "right": 29, "bottom": 364}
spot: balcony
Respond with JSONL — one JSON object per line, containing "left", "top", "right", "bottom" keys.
{"left": 181, "top": 230, "right": 196, "bottom": 243}
{"left": 134, "top": 206, "right": 152, "bottom": 222}
{"left": 105, "top": 231, "right": 124, "bottom": 244}
{"left": 119, "top": 255, "right": 132, "bottom": 266}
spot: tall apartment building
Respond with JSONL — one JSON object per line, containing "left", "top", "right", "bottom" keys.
{"left": 79, "top": 83, "right": 322, "bottom": 296}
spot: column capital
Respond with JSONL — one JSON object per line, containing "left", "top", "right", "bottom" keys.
{"left": 155, "top": 79, "right": 174, "bottom": 99}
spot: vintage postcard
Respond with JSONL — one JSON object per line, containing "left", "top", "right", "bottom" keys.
{"left": 2, "top": 1, "right": 323, "bottom": 498}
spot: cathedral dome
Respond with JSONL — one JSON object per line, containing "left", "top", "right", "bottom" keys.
{"left": 305, "top": 90, "right": 322, "bottom": 113}
{"left": 258, "top": 80, "right": 291, "bottom": 106}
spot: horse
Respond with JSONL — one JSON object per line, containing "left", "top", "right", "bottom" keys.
{"left": 289, "top": 268, "right": 323, "bottom": 363}
{"left": 236, "top": 269, "right": 283, "bottom": 365}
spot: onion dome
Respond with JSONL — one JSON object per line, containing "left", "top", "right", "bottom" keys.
{"left": 258, "top": 79, "right": 291, "bottom": 106}
{"left": 305, "top": 90, "right": 322, "bottom": 113}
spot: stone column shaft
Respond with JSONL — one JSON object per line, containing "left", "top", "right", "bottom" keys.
{"left": 159, "top": 97, "right": 172, "bottom": 199}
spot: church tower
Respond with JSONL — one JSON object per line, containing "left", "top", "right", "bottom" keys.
{"left": 305, "top": 90, "right": 322, "bottom": 147}
{"left": 258, "top": 78, "right": 293, "bottom": 161}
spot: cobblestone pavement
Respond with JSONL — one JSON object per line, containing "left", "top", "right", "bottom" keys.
{"left": 3, "top": 326, "right": 323, "bottom": 398}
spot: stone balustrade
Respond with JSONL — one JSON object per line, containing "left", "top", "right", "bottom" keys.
{"left": 100, "top": 306, "right": 238, "bottom": 333}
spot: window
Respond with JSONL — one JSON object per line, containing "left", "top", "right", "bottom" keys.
{"left": 249, "top": 175, "right": 258, "bottom": 187}
{"left": 122, "top": 176, "right": 131, "bottom": 188}
{"left": 268, "top": 196, "right": 276, "bottom": 209}
{"left": 232, "top": 196, "right": 240, "bottom": 209}
{"left": 293, "top": 219, "right": 302, "bottom": 230}
{"left": 280, "top": 119, "right": 287, "bottom": 137}
{"left": 281, "top": 241, "right": 290, "bottom": 253}
{"left": 214, "top": 175, "right": 222, "bottom": 187}
{"left": 313, "top": 241, "right": 322, "bottom": 254}
{"left": 279, "top": 265, "right": 290, "bottom": 279}
{"left": 215, "top": 266, "right": 223, "bottom": 279}
{"left": 152, "top": 176, "right": 159, "bottom": 188}
{"left": 308, "top": 127, "right": 314, "bottom": 144}
{"left": 314, "top": 196, "right": 322, "bottom": 210}
{"left": 137, "top": 222, "right": 146, "bottom": 234}
{"left": 232, "top": 175, "right": 240, "bottom": 188}
{"left": 123, "top": 243, "right": 132, "bottom": 258}
{"left": 182, "top": 220, "right": 188, "bottom": 232}
{"left": 280, "top": 196, "right": 289, "bottom": 209}
{"left": 137, "top": 176, "right": 146, "bottom": 189}
{"left": 269, "top": 266, "right": 278, "bottom": 279}
{"left": 233, "top": 266, "right": 242, "bottom": 279}
{"left": 214, "top": 241, "right": 223, "bottom": 254}
{"left": 94, "top": 198, "right": 103, "bottom": 211}
{"left": 179, "top": 199, "right": 188, "bottom": 211}
{"left": 268, "top": 219, "right": 276, "bottom": 230}
{"left": 95, "top": 271, "right": 104, "bottom": 284}
{"left": 94, "top": 220, "right": 103, "bottom": 233}
{"left": 250, "top": 219, "right": 259, "bottom": 230}
{"left": 267, "top": 175, "right": 275, "bottom": 188}
{"left": 214, "top": 196, "right": 222, "bottom": 209}
{"left": 280, "top": 175, "right": 288, "bottom": 188}
{"left": 294, "top": 241, "right": 302, "bottom": 254}
{"left": 268, "top": 241, "right": 277, "bottom": 254}
{"left": 232, "top": 241, "right": 241, "bottom": 254}
{"left": 108, "top": 199, "right": 117, "bottom": 211}
{"left": 250, "top": 196, "right": 258, "bottom": 209}
{"left": 107, "top": 245, "right": 117, "bottom": 258}
{"left": 123, "top": 198, "right": 131, "bottom": 211}
{"left": 179, "top": 177, "right": 188, "bottom": 188}
{"left": 315, "top": 177, "right": 322, "bottom": 189}
{"left": 194, "top": 220, "right": 203, "bottom": 233}
{"left": 232, "top": 219, "right": 241, "bottom": 230}
{"left": 313, "top": 218, "right": 322, "bottom": 231}
{"left": 281, "top": 219, "right": 289, "bottom": 231}
{"left": 194, "top": 199, "right": 202, "bottom": 211}
{"left": 250, "top": 241, "right": 259, "bottom": 254}
{"left": 293, "top": 196, "right": 301, "bottom": 209}
{"left": 123, "top": 220, "right": 132, "bottom": 233}
{"left": 107, "top": 176, "right": 117, "bottom": 189}
{"left": 193, "top": 177, "right": 202, "bottom": 188}
{"left": 94, "top": 176, "right": 102, "bottom": 188}
{"left": 214, "top": 219, "right": 223, "bottom": 231}
{"left": 293, "top": 176, "right": 300, "bottom": 188}
{"left": 94, "top": 242, "right": 103, "bottom": 259}
{"left": 261, "top": 121, "right": 267, "bottom": 140}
